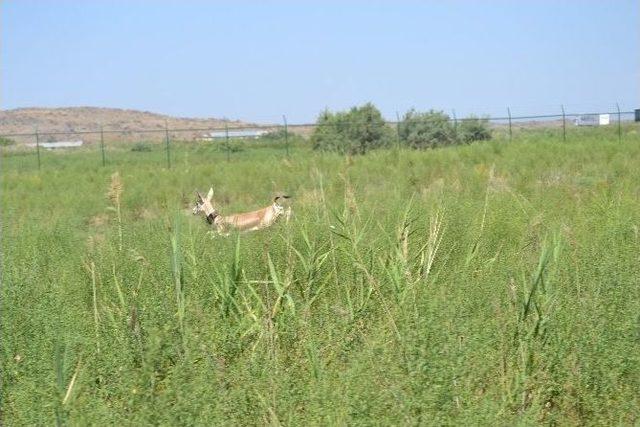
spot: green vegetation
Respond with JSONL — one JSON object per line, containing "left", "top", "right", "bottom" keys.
{"left": 260, "top": 128, "right": 304, "bottom": 146}
{"left": 458, "top": 115, "right": 492, "bottom": 143}
{"left": 0, "top": 136, "right": 15, "bottom": 147}
{"left": 311, "top": 104, "right": 493, "bottom": 154}
{"left": 2, "top": 126, "right": 640, "bottom": 425}
{"left": 399, "top": 109, "right": 492, "bottom": 148}
{"left": 399, "top": 109, "right": 456, "bottom": 148}
{"left": 130, "top": 142, "right": 153, "bottom": 152}
{"left": 311, "top": 103, "right": 393, "bottom": 154}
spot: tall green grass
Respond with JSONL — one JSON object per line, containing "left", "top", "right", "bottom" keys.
{"left": 2, "top": 127, "right": 640, "bottom": 425}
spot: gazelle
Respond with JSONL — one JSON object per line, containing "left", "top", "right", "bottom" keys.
{"left": 193, "top": 188, "right": 291, "bottom": 235}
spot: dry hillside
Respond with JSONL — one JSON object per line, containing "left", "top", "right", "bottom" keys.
{"left": 0, "top": 107, "right": 255, "bottom": 144}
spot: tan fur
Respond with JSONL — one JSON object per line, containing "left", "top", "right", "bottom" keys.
{"left": 214, "top": 203, "right": 288, "bottom": 234}
{"left": 194, "top": 188, "right": 291, "bottom": 236}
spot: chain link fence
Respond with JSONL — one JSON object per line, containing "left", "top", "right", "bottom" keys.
{"left": 1, "top": 107, "right": 638, "bottom": 172}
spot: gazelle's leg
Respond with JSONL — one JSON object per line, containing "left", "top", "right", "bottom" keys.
{"left": 285, "top": 207, "right": 292, "bottom": 223}
{"left": 217, "top": 224, "right": 232, "bottom": 237}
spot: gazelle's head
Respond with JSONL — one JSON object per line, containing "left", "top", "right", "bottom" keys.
{"left": 193, "top": 188, "right": 219, "bottom": 223}
{"left": 273, "top": 193, "right": 291, "bottom": 206}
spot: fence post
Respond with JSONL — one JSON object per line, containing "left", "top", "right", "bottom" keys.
{"left": 561, "top": 105, "right": 566, "bottom": 142}
{"left": 165, "top": 120, "right": 171, "bottom": 169}
{"left": 282, "top": 115, "right": 289, "bottom": 158}
{"left": 507, "top": 107, "right": 512, "bottom": 143}
{"left": 35, "top": 128, "right": 41, "bottom": 170}
{"left": 225, "top": 122, "right": 230, "bottom": 162}
{"left": 616, "top": 102, "right": 622, "bottom": 143}
{"left": 100, "top": 125, "right": 106, "bottom": 166}
{"left": 395, "top": 111, "right": 401, "bottom": 149}
{"left": 452, "top": 109, "right": 458, "bottom": 141}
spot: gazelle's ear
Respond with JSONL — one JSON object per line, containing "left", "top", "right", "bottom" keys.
{"left": 207, "top": 187, "right": 214, "bottom": 201}
{"left": 196, "top": 191, "right": 204, "bottom": 202}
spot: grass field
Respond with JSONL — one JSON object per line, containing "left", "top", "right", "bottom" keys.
{"left": 2, "top": 127, "right": 640, "bottom": 425}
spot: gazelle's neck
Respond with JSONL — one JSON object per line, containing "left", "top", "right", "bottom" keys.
{"left": 206, "top": 212, "right": 220, "bottom": 225}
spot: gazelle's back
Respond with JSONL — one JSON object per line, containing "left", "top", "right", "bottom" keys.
{"left": 222, "top": 208, "right": 267, "bottom": 230}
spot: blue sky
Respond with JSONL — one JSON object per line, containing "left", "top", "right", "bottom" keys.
{"left": 2, "top": 1, "right": 638, "bottom": 123}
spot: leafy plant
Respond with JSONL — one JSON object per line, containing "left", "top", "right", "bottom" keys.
{"left": 458, "top": 115, "right": 492, "bottom": 143}
{"left": 399, "top": 109, "right": 456, "bottom": 149}
{"left": 0, "top": 136, "right": 15, "bottom": 146}
{"left": 311, "top": 103, "right": 394, "bottom": 154}
{"left": 131, "top": 142, "right": 152, "bottom": 152}
{"left": 3, "top": 126, "right": 640, "bottom": 425}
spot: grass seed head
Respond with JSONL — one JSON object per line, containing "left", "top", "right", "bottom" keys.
{"left": 107, "top": 171, "right": 123, "bottom": 206}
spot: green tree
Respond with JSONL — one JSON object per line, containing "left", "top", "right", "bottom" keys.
{"left": 311, "top": 103, "right": 392, "bottom": 154}
{"left": 458, "top": 115, "right": 492, "bottom": 143}
{"left": 399, "top": 109, "right": 456, "bottom": 149}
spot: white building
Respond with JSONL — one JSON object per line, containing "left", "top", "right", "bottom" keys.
{"left": 574, "top": 115, "right": 598, "bottom": 126}
{"left": 198, "top": 129, "right": 268, "bottom": 141}
{"left": 27, "top": 140, "right": 84, "bottom": 149}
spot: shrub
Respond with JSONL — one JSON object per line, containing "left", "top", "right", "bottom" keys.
{"left": 131, "top": 142, "right": 152, "bottom": 152}
{"left": 0, "top": 137, "right": 15, "bottom": 147}
{"left": 259, "top": 129, "right": 305, "bottom": 145}
{"left": 311, "top": 103, "right": 393, "bottom": 155}
{"left": 218, "top": 142, "right": 244, "bottom": 153}
{"left": 311, "top": 111, "right": 348, "bottom": 153}
{"left": 399, "top": 110, "right": 493, "bottom": 149}
{"left": 399, "top": 109, "right": 456, "bottom": 149}
{"left": 260, "top": 129, "right": 289, "bottom": 140}
{"left": 458, "top": 116, "right": 492, "bottom": 143}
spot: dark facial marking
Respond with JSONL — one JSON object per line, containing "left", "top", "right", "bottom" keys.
{"left": 206, "top": 212, "right": 219, "bottom": 224}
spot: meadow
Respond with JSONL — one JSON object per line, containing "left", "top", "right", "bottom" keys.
{"left": 2, "top": 127, "right": 640, "bottom": 425}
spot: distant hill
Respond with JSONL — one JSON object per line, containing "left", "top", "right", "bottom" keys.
{"left": 0, "top": 107, "right": 255, "bottom": 143}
